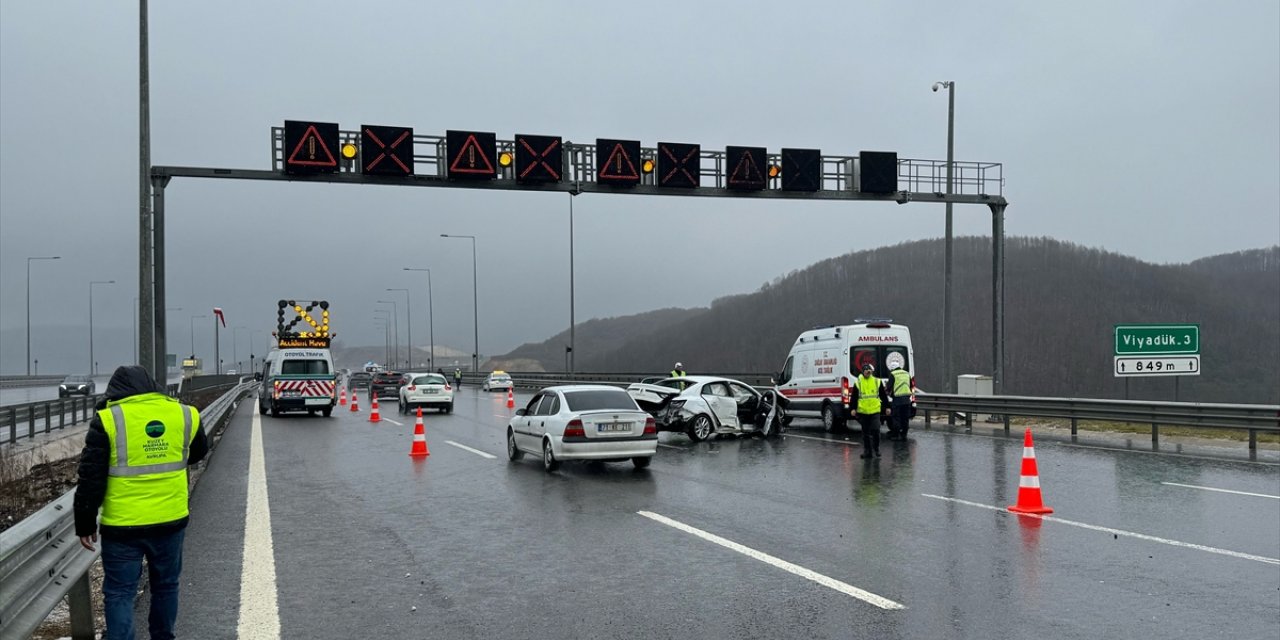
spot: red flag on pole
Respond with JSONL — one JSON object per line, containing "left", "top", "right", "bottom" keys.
{"left": 213, "top": 307, "right": 226, "bottom": 327}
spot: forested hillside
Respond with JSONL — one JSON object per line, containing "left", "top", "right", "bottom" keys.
{"left": 493, "top": 239, "right": 1279, "bottom": 404}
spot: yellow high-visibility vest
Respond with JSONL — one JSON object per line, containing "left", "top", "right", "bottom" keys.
{"left": 99, "top": 393, "right": 199, "bottom": 527}
{"left": 856, "top": 375, "right": 882, "bottom": 415}
{"left": 891, "top": 369, "right": 912, "bottom": 397}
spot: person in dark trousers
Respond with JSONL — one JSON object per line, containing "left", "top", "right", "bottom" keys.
{"left": 74, "top": 365, "right": 208, "bottom": 640}
{"left": 854, "top": 363, "right": 888, "bottom": 458}
{"left": 887, "top": 361, "right": 913, "bottom": 441}
{"left": 454, "top": 368, "right": 463, "bottom": 388}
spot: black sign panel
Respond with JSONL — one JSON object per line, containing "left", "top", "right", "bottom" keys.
{"left": 447, "top": 130, "right": 497, "bottom": 179}
{"left": 596, "top": 138, "right": 641, "bottom": 186}
{"left": 360, "top": 125, "right": 414, "bottom": 176}
{"left": 781, "top": 148, "right": 821, "bottom": 192}
{"left": 726, "top": 146, "right": 767, "bottom": 190}
{"left": 283, "top": 120, "right": 339, "bottom": 175}
{"left": 657, "top": 142, "right": 700, "bottom": 188}
{"left": 514, "top": 134, "right": 563, "bottom": 183}
{"left": 860, "top": 151, "right": 898, "bottom": 193}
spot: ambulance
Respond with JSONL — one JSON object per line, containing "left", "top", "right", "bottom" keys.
{"left": 774, "top": 319, "right": 915, "bottom": 432}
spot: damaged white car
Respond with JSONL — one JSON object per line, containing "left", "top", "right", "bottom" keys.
{"left": 625, "top": 376, "right": 783, "bottom": 441}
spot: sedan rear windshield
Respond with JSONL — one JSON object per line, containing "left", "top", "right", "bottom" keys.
{"left": 563, "top": 389, "right": 639, "bottom": 412}
{"left": 281, "top": 359, "right": 330, "bottom": 375}
{"left": 373, "top": 373, "right": 401, "bottom": 383}
{"left": 413, "top": 375, "right": 447, "bottom": 385}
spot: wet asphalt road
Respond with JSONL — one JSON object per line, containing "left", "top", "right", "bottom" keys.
{"left": 175, "top": 386, "right": 1280, "bottom": 639}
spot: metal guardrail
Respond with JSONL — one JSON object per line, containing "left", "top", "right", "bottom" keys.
{"left": 2, "top": 385, "right": 183, "bottom": 446}
{"left": 0, "top": 381, "right": 255, "bottom": 640}
{"left": 916, "top": 393, "right": 1280, "bottom": 454}
{"left": 458, "top": 371, "right": 1280, "bottom": 454}
{"left": 0, "top": 375, "right": 66, "bottom": 389}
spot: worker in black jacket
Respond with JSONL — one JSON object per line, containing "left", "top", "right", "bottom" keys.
{"left": 74, "top": 365, "right": 208, "bottom": 640}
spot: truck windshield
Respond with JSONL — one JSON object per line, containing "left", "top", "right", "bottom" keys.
{"left": 282, "top": 359, "right": 330, "bottom": 375}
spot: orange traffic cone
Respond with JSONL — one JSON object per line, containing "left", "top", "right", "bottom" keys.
{"left": 339, "top": 388, "right": 347, "bottom": 406}
{"left": 409, "top": 406, "right": 430, "bottom": 457}
{"left": 1008, "top": 428, "right": 1053, "bottom": 514}
{"left": 506, "top": 388, "right": 515, "bottom": 409}
{"left": 369, "top": 395, "right": 381, "bottom": 423}
{"left": 350, "top": 393, "right": 359, "bottom": 412}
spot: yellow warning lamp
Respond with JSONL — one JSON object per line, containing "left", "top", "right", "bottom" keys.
{"left": 498, "top": 151, "right": 513, "bottom": 167}
{"left": 768, "top": 164, "right": 781, "bottom": 178}
{"left": 341, "top": 142, "right": 358, "bottom": 160}
{"left": 642, "top": 159, "right": 655, "bottom": 174}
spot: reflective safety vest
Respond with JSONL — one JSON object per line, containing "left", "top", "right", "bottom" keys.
{"left": 891, "top": 369, "right": 912, "bottom": 397}
{"left": 856, "top": 375, "right": 882, "bottom": 415}
{"left": 671, "top": 370, "right": 686, "bottom": 378}
{"left": 99, "top": 393, "right": 200, "bottom": 527}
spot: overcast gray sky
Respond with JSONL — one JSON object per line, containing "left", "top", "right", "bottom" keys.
{"left": 2, "top": 0, "right": 1278, "bottom": 373}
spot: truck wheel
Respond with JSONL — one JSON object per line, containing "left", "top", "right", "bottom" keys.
{"left": 321, "top": 407, "right": 332, "bottom": 417}
{"left": 270, "top": 404, "right": 280, "bottom": 418}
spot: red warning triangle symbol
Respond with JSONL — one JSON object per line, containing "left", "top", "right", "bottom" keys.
{"left": 449, "top": 134, "right": 495, "bottom": 174}
{"left": 599, "top": 142, "right": 639, "bottom": 180}
{"left": 728, "top": 150, "right": 764, "bottom": 185}
{"left": 286, "top": 125, "right": 338, "bottom": 167}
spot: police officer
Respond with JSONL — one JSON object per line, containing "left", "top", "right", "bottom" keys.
{"left": 887, "top": 361, "right": 913, "bottom": 441}
{"left": 74, "top": 365, "right": 208, "bottom": 640}
{"left": 454, "top": 367, "right": 463, "bottom": 388}
{"left": 670, "top": 362, "right": 687, "bottom": 389}
{"left": 855, "top": 362, "right": 887, "bottom": 458}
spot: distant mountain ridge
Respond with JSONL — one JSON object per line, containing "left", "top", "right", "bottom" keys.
{"left": 490, "top": 238, "right": 1279, "bottom": 404}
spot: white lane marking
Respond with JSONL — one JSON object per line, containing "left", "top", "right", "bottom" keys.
{"left": 921, "top": 494, "right": 1280, "bottom": 566}
{"left": 238, "top": 412, "right": 281, "bottom": 638}
{"left": 637, "top": 511, "right": 905, "bottom": 610}
{"left": 1161, "top": 481, "right": 1280, "bottom": 500}
{"left": 381, "top": 417, "right": 403, "bottom": 426}
{"left": 657, "top": 443, "right": 684, "bottom": 450}
{"left": 783, "top": 433, "right": 860, "bottom": 447}
{"left": 445, "top": 440, "right": 497, "bottom": 459}
{"left": 493, "top": 414, "right": 510, "bottom": 419}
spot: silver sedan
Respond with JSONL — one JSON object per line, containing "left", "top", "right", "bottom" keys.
{"left": 507, "top": 385, "right": 657, "bottom": 472}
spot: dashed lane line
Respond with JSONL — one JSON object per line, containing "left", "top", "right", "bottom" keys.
{"left": 445, "top": 440, "right": 497, "bottom": 459}
{"left": 238, "top": 412, "right": 281, "bottom": 638}
{"left": 921, "top": 494, "right": 1280, "bottom": 565}
{"left": 381, "top": 417, "right": 403, "bottom": 426}
{"left": 1161, "top": 481, "right": 1280, "bottom": 500}
{"left": 637, "top": 511, "right": 905, "bottom": 610}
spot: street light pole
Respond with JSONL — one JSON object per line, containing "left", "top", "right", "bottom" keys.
{"left": 568, "top": 192, "right": 578, "bottom": 373}
{"left": 377, "top": 300, "right": 399, "bottom": 368}
{"left": 387, "top": 288, "right": 411, "bottom": 368}
{"left": 934, "top": 80, "right": 956, "bottom": 392}
{"left": 26, "top": 256, "right": 61, "bottom": 375}
{"left": 89, "top": 280, "right": 115, "bottom": 375}
{"left": 403, "top": 268, "right": 434, "bottom": 370}
{"left": 441, "top": 234, "right": 478, "bottom": 372}
{"left": 189, "top": 314, "right": 206, "bottom": 361}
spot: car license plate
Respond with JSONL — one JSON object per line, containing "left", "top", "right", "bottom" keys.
{"left": 305, "top": 398, "right": 328, "bottom": 406}
{"left": 597, "top": 423, "right": 629, "bottom": 433}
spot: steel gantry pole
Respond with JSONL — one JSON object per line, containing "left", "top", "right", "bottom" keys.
{"left": 934, "top": 80, "right": 956, "bottom": 392}
{"left": 568, "top": 191, "right": 578, "bottom": 373}
{"left": 138, "top": 0, "right": 153, "bottom": 381}
{"left": 89, "top": 280, "right": 116, "bottom": 375}
{"left": 990, "top": 202, "right": 1006, "bottom": 395}
{"left": 441, "top": 234, "right": 479, "bottom": 373}
{"left": 26, "top": 256, "right": 60, "bottom": 375}
{"left": 387, "top": 288, "right": 411, "bottom": 367}
{"left": 403, "top": 268, "right": 435, "bottom": 369}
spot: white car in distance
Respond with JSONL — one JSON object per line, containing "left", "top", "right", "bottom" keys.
{"left": 482, "top": 371, "right": 514, "bottom": 392}
{"left": 507, "top": 385, "right": 657, "bottom": 472}
{"left": 399, "top": 372, "right": 454, "bottom": 414}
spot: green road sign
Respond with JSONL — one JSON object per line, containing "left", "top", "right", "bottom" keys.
{"left": 1114, "top": 324, "right": 1199, "bottom": 355}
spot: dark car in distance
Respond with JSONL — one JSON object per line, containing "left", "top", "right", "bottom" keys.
{"left": 369, "top": 372, "right": 402, "bottom": 400}
{"left": 347, "top": 371, "right": 372, "bottom": 392}
{"left": 59, "top": 375, "right": 96, "bottom": 397}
